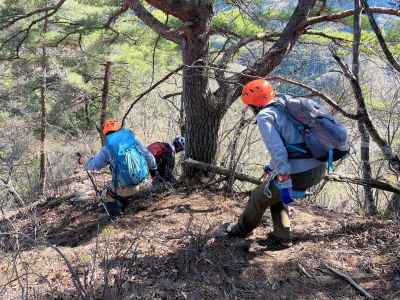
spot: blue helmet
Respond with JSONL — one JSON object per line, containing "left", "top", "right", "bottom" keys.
{"left": 173, "top": 136, "right": 185, "bottom": 152}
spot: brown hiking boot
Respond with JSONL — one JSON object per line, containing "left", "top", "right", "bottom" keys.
{"left": 225, "top": 223, "right": 252, "bottom": 238}
{"left": 257, "top": 234, "right": 293, "bottom": 250}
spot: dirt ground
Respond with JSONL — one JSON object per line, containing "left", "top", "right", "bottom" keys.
{"left": 0, "top": 175, "right": 399, "bottom": 299}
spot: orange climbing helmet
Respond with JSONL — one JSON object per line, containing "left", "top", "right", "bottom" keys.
{"left": 102, "top": 119, "right": 121, "bottom": 136}
{"left": 241, "top": 79, "right": 275, "bottom": 107}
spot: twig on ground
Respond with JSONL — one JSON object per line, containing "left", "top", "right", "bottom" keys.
{"left": 322, "top": 263, "right": 374, "bottom": 299}
{"left": 1, "top": 232, "right": 88, "bottom": 299}
{"left": 298, "top": 263, "right": 314, "bottom": 279}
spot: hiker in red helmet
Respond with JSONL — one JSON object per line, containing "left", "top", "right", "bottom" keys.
{"left": 226, "top": 79, "right": 348, "bottom": 249}
{"left": 147, "top": 136, "right": 185, "bottom": 184}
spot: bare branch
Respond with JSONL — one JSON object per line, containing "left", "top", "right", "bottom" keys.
{"left": 216, "top": 32, "right": 279, "bottom": 86}
{"left": 121, "top": 65, "right": 184, "bottom": 126}
{"left": 265, "top": 75, "right": 359, "bottom": 120}
{"left": 304, "top": 30, "right": 352, "bottom": 42}
{"left": 361, "top": 0, "right": 400, "bottom": 73}
{"left": 211, "top": 26, "right": 242, "bottom": 39}
{"left": 143, "top": 0, "right": 209, "bottom": 21}
{"left": 162, "top": 92, "right": 182, "bottom": 99}
{"left": 0, "top": 178, "right": 25, "bottom": 207}
{"left": 128, "top": 0, "right": 183, "bottom": 44}
{"left": 306, "top": 7, "right": 400, "bottom": 26}
{"left": 215, "top": 0, "right": 318, "bottom": 108}
{"left": 105, "top": 0, "right": 130, "bottom": 28}
{"left": 331, "top": 47, "right": 400, "bottom": 173}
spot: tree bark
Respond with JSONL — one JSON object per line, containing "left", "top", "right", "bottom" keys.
{"left": 353, "top": 0, "right": 377, "bottom": 215}
{"left": 99, "top": 61, "right": 112, "bottom": 145}
{"left": 358, "top": 122, "right": 377, "bottom": 214}
{"left": 39, "top": 15, "right": 49, "bottom": 196}
{"left": 180, "top": 4, "right": 223, "bottom": 177}
{"left": 128, "top": 0, "right": 319, "bottom": 179}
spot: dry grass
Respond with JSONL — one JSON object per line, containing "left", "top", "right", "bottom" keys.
{"left": 0, "top": 175, "right": 399, "bottom": 299}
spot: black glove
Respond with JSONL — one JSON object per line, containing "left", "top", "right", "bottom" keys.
{"left": 149, "top": 168, "right": 159, "bottom": 178}
{"left": 263, "top": 164, "right": 273, "bottom": 174}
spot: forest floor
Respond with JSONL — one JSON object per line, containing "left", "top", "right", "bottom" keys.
{"left": 0, "top": 172, "right": 399, "bottom": 300}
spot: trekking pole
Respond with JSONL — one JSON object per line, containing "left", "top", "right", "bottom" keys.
{"left": 76, "top": 152, "right": 114, "bottom": 221}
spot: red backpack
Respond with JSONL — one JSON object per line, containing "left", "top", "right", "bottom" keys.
{"left": 147, "top": 142, "right": 167, "bottom": 158}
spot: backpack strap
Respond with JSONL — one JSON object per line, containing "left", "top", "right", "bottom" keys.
{"left": 270, "top": 95, "right": 312, "bottom": 159}
{"left": 275, "top": 94, "right": 307, "bottom": 131}
{"left": 328, "top": 149, "right": 335, "bottom": 174}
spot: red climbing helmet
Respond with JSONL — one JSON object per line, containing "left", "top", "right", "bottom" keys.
{"left": 241, "top": 79, "right": 275, "bottom": 107}
{"left": 102, "top": 119, "right": 121, "bottom": 136}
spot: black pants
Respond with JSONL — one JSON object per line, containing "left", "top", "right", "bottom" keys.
{"left": 157, "top": 153, "right": 176, "bottom": 183}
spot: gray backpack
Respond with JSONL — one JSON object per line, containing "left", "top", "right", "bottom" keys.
{"left": 274, "top": 95, "right": 349, "bottom": 164}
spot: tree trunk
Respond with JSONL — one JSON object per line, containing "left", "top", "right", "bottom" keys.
{"left": 353, "top": 0, "right": 377, "bottom": 215}
{"left": 99, "top": 61, "right": 112, "bottom": 145}
{"left": 39, "top": 16, "right": 49, "bottom": 196}
{"left": 385, "top": 193, "right": 400, "bottom": 218}
{"left": 358, "top": 122, "right": 377, "bottom": 214}
{"left": 181, "top": 7, "right": 223, "bottom": 178}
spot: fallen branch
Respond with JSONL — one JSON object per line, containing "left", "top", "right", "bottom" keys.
{"left": 183, "top": 159, "right": 261, "bottom": 185}
{"left": 323, "top": 263, "right": 374, "bottom": 299}
{"left": 326, "top": 173, "right": 400, "bottom": 194}
{"left": 298, "top": 263, "right": 314, "bottom": 279}
{"left": 183, "top": 159, "right": 400, "bottom": 193}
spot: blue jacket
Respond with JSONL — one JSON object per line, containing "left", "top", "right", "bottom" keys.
{"left": 85, "top": 129, "right": 157, "bottom": 172}
{"left": 256, "top": 96, "right": 325, "bottom": 176}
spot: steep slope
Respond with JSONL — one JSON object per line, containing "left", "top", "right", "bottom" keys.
{"left": 0, "top": 174, "right": 399, "bottom": 299}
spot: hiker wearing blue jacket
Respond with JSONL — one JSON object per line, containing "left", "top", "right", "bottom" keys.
{"left": 79, "top": 119, "right": 158, "bottom": 217}
{"left": 226, "top": 79, "right": 328, "bottom": 249}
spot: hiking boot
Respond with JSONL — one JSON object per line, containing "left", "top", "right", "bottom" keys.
{"left": 257, "top": 234, "right": 293, "bottom": 250}
{"left": 116, "top": 198, "right": 130, "bottom": 212}
{"left": 103, "top": 202, "right": 122, "bottom": 219}
{"left": 225, "top": 223, "right": 252, "bottom": 238}
{"left": 106, "top": 189, "right": 130, "bottom": 212}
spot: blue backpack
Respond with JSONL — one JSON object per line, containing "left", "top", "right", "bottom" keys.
{"left": 274, "top": 95, "right": 349, "bottom": 171}
{"left": 105, "top": 129, "right": 149, "bottom": 188}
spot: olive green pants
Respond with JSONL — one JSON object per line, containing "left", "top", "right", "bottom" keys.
{"left": 238, "top": 164, "right": 326, "bottom": 241}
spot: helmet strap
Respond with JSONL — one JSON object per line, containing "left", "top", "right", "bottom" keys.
{"left": 249, "top": 105, "right": 262, "bottom": 116}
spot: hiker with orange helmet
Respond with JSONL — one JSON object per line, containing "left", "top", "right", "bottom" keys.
{"left": 226, "top": 79, "right": 328, "bottom": 249}
{"left": 78, "top": 119, "right": 158, "bottom": 218}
